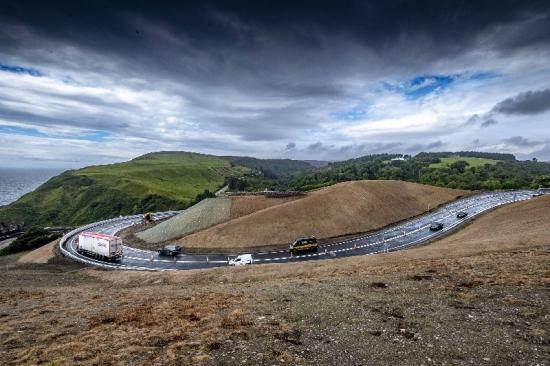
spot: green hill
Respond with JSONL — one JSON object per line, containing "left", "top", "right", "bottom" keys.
{"left": 0, "top": 152, "right": 245, "bottom": 227}
{"left": 224, "top": 156, "right": 315, "bottom": 178}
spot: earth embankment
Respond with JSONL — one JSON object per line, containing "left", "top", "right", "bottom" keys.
{"left": 176, "top": 180, "right": 468, "bottom": 249}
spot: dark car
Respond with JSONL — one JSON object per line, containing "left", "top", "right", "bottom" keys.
{"left": 157, "top": 244, "right": 181, "bottom": 256}
{"left": 289, "top": 236, "right": 319, "bottom": 254}
{"left": 429, "top": 222, "right": 444, "bottom": 231}
{"left": 456, "top": 211, "right": 468, "bottom": 219}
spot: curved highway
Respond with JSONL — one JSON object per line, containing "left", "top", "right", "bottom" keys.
{"left": 59, "top": 190, "right": 542, "bottom": 271}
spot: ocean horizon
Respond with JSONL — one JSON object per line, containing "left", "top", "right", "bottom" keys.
{"left": 0, "top": 168, "right": 62, "bottom": 207}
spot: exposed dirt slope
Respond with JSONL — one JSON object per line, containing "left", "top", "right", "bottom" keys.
{"left": 136, "top": 198, "right": 232, "bottom": 243}
{"left": 17, "top": 240, "right": 57, "bottom": 264}
{"left": 177, "top": 180, "right": 468, "bottom": 249}
{"left": 229, "top": 195, "right": 304, "bottom": 220}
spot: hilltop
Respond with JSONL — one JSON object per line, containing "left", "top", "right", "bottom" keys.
{"left": 175, "top": 180, "right": 467, "bottom": 250}
{"left": 0, "top": 152, "right": 241, "bottom": 227}
{"left": 0, "top": 152, "right": 318, "bottom": 227}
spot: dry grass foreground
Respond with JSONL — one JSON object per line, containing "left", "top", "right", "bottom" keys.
{"left": 176, "top": 180, "right": 467, "bottom": 249}
{"left": 1, "top": 195, "right": 548, "bottom": 365}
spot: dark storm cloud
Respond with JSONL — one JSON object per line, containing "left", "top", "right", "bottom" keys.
{"left": 492, "top": 88, "right": 550, "bottom": 115}
{"left": 2, "top": 0, "right": 550, "bottom": 88}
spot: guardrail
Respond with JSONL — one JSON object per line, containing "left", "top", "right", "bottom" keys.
{"left": 58, "top": 212, "right": 180, "bottom": 270}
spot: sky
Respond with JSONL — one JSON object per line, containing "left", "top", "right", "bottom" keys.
{"left": 0, "top": 0, "right": 549, "bottom": 168}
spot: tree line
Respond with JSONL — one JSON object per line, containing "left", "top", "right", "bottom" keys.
{"left": 226, "top": 152, "right": 550, "bottom": 192}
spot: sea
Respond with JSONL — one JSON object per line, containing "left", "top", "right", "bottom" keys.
{"left": 0, "top": 168, "right": 62, "bottom": 207}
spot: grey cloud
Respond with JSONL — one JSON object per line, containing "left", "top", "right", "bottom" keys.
{"left": 481, "top": 118, "right": 498, "bottom": 128}
{"left": 285, "top": 142, "right": 296, "bottom": 151}
{"left": 306, "top": 142, "right": 329, "bottom": 152}
{"left": 503, "top": 136, "right": 542, "bottom": 147}
{"left": 462, "top": 114, "right": 498, "bottom": 128}
{"left": 492, "top": 88, "right": 550, "bottom": 115}
{"left": 299, "top": 141, "right": 402, "bottom": 160}
{"left": 0, "top": 107, "right": 130, "bottom": 132}
{"left": 464, "top": 114, "right": 481, "bottom": 126}
{"left": 406, "top": 140, "right": 444, "bottom": 153}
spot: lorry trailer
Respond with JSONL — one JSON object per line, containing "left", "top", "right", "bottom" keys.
{"left": 76, "top": 232, "right": 123, "bottom": 261}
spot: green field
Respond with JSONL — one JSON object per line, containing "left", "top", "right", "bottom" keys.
{"left": 0, "top": 152, "right": 246, "bottom": 226}
{"left": 429, "top": 157, "right": 499, "bottom": 169}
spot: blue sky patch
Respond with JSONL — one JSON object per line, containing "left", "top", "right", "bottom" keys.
{"left": 78, "top": 130, "right": 110, "bottom": 141}
{"left": 381, "top": 71, "right": 499, "bottom": 100}
{"left": 0, "top": 125, "right": 48, "bottom": 137}
{"left": 0, "top": 125, "right": 109, "bottom": 141}
{"left": 0, "top": 63, "right": 45, "bottom": 77}
{"left": 382, "top": 74, "right": 456, "bottom": 100}
{"left": 331, "top": 105, "right": 368, "bottom": 121}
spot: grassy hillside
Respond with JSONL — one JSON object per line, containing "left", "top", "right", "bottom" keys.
{"left": 0, "top": 152, "right": 244, "bottom": 226}
{"left": 429, "top": 156, "right": 498, "bottom": 168}
{"left": 224, "top": 156, "right": 314, "bottom": 178}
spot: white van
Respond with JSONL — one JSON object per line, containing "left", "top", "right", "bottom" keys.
{"left": 228, "top": 254, "right": 253, "bottom": 266}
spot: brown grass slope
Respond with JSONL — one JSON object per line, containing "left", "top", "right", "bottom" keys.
{"left": 17, "top": 240, "right": 57, "bottom": 264}
{"left": 229, "top": 195, "right": 304, "bottom": 220}
{"left": 177, "top": 180, "right": 467, "bottom": 249}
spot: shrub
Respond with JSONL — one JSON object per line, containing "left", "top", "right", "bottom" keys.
{"left": 0, "top": 228, "right": 62, "bottom": 256}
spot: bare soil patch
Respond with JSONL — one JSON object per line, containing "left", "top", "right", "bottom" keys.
{"left": 17, "top": 240, "right": 57, "bottom": 264}
{"left": 176, "top": 180, "right": 467, "bottom": 249}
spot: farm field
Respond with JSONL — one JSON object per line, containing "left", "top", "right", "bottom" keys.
{"left": 429, "top": 156, "right": 499, "bottom": 169}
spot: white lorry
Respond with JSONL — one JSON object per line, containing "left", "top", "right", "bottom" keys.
{"left": 76, "top": 232, "right": 123, "bottom": 261}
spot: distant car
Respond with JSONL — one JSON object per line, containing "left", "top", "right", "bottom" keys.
{"left": 157, "top": 244, "right": 181, "bottom": 256}
{"left": 228, "top": 254, "right": 253, "bottom": 266}
{"left": 429, "top": 222, "right": 444, "bottom": 231}
{"left": 289, "top": 236, "right": 319, "bottom": 254}
{"left": 456, "top": 211, "right": 468, "bottom": 219}
{"left": 532, "top": 192, "right": 544, "bottom": 197}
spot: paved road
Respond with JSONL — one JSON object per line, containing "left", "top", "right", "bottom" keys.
{"left": 59, "top": 190, "right": 542, "bottom": 271}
